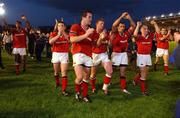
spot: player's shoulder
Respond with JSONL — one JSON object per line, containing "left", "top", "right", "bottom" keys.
{"left": 50, "top": 31, "right": 57, "bottom": 37}
{"left": 50, "top": 31, "right": 57, "bottom": 35}
{"left": 71, "top": 24, "right": 80, "bottom": 29}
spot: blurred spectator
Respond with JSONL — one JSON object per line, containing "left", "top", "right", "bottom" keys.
{"left": 23, "top": 18, "right": 36, "bottom": 59}
{"left": 152, "top": 39, "right": 157, "bottom": 55}
{"left": 35, "top": 31, "right": 46, "bottom": 62}
{"left": 28, "top": 29, "right": 36, "bottom": 59}
{"left": 176, "top": 99, "right": 180, "bottom": 118}
{"left": 174, "top": 32, "right": 180, "bottom": 69}
{"left": 45, "top": 33, "right": 52, "bottom": 60}
{"left": 3, "top": 31, "right": 12, "bottom": 55}
{"left": 128, "top": 37, "right": 137, "bottom": 69}
{"left": 0, "top": 33, "right": 4, "bottom": 69}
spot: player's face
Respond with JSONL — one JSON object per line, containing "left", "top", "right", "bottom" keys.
{"left": 15, "top": 22, "right": 21, "bottom": 29}
{"left": 96, "top": 21, "right": 104, "bottom": 31}
{"left": 141, "top": 25, "right": 149, "bottom": 36}
{"left": 83, "top": 13, "right": 92, "bottom": 25}
{"left": 160, "top": 28, "right": 167, "bottom": 35}
{"left": 118, "top": 23, "right": 126, "bottom": 33}
{"left": 174, "top": 32, "right": 180, "bottom": 43}
{"left": 57, "top": 23, "right": 65, "bottom": 32}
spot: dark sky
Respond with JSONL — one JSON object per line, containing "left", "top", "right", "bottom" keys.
{"left": 2, "top": 0, "right": 180, "bottom": 28}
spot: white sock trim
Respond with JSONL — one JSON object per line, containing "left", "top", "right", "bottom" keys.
{"left": 83, "top": 79, "right": 89, "bottom": 83}
{"left": 105, "top": 73, "right": 111, "bottom": 78}
{"left": 102, "top": 84, "right": 109, "bottom": 90}
{"left": 140, "top": 77, "right": 146, "bottom": 81}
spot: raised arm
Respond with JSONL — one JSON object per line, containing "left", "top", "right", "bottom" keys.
{"left": 2, "top": 16, "right": 11, "bottom": 32}
{"left": 112, "top": 12, "right": 128, "bottom": 28}
{"left": 124, "top": 13, "right": 136, "bottom": 29}
{"left": 150, "top": 20, "right": 160, "bottom": 34}
{"left": 53, "top": 19, "right": 58, "bottom": 31}
{"left": 133, "top": 21, "right": 142, "bottom": 37}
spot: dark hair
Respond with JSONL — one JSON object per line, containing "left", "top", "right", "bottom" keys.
{"left": 16, "top": 20, "right": 22, "bottom": 24}
{"left": 96, "top": 18, "right": 105, "bottom": 24}
{"left": 81, "top": 10, "right": 92, "bottom": 18}
{"left": 119, "top": 22, "right": 125, "bottom": 25}
{"left": 160, "top": 27, "right": 167, "bottom": 31}
{"left": 54, "top": 20, "right": 66, "bottom": 32}
{"left": 57, "top": 20, "right": 65, "bottom": 25}
{"left": 140, "top": 25, "right": 148, "bottom": 30}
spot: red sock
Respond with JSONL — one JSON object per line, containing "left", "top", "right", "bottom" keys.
{"left": 16, "top": 65, "right": 20, "bottom": 75}
{"left": 103, "top": 75, "right": 111, "bottom": 84}
{"left": 75, "top": 83, "right": 81, "bottom": 93}
{"left": 120, "top": 76, "right": 126, "bottom": 90}
{"left": 140, "top": 79, "right": 146, "bottom": 93}
{"left": 103, "top": 75, "right": 111, "bottom": 91}
{"left": 90, "top": 77, "right": 96, "bottom": 90}
{"left": 164, "top": 66, "right": 169, "bottom": 74}
{"left": 61, "top": 76, "right": 68, "bottom": 91}
{"left": 54, "top": 75, "right": 60, "bottom": 87}
{"left": 82, "top": 81, "right": 88, "bottom": 97}
{"left": 134, "top": 73, "right": 141, "bottom": 84}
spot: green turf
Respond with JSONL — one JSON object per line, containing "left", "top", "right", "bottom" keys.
{"left": 0, "top": 43, "right": 180, "bottom": 118}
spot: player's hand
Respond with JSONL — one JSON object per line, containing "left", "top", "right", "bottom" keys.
{"left": 85, "top": 28, "right": 94, "bottom": 37}
{"left": 167, "top": 27, "right": 171, "bottom": 34}
{"left": 124, "top": 13, "right": 131, "bottom": 20}
{"left": 100, "top": 29, "right": 107, "bottom": 40}
{"left": 150, "top": 20, "right": 156, "bottom": 25}
{"left": 58, "top": 30, "right": 62, "bottom": 37}
{"left": 137, "top": 21, "right": 142, "bottom": 27}
{"left": 121, "top": 12, "right": 128, "bottom": 18}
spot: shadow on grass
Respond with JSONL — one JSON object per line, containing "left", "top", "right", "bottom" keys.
{"left": 0, "top": 110, "right": 55, "bottom": 118}
{"left": 0, "top": 79, "right": 46, "bottom": 90}
{"left": 89, "top": 74, "right": 180, "bottom": 103}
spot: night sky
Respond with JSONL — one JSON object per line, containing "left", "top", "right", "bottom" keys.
{"left": 1, "top": 0, "right": 180, "bottom": 28}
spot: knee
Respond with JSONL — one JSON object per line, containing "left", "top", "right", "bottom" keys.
{"left": 140, "top": 73, "right": 147, "bottom": 79}
{"left": 75, "top": 77, "right": 83, "bottom": 84}
{"left": 107, "top": 69, "right": 113, "bottom": 76}
{"left": 61, "top": 71, "right": 67, "bottom": 77}
{"left": 120, "top": 70, "right": 126, "bottom": 76}
{"left": 54, "top": 72, "right": 59, "bottom": 76}
{"left": 90, "top": 72, "right": 96, "bottom": 78}
{"left": 164, "top": 60, "right": 168, "bottom": 65}
{"left": 105, "top": 66, "right": 113, "bottom": 75}
{"left": 76, "top": 75, "right": 83, "bottom": 81}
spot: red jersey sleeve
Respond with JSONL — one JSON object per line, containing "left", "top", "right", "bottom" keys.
{"left": 69, "top": 24, "right": 79, "bottom": 37}
{"left": 50, "top": 32, "right": 57, "bottom": 38}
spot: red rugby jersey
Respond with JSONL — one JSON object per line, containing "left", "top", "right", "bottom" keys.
{"left": 156, "top": 33, "right": 169, "bottom": 49}
{"left": 111, "top": 29, "right": 132, "bottom": 53}
{"left": 92, "top": 30, "right": 109, "bottom": 54}
{"left": 69, "top": 24, "right": 94, "bottom": 57}
{"left": 136, "top": 33, "right": 154, "bottom": 54}
{"left": 50, "top": 32, "right": 69, "bottom": 52}
{"left": 12, "top": 28, "right": 27, "bottom": 48}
